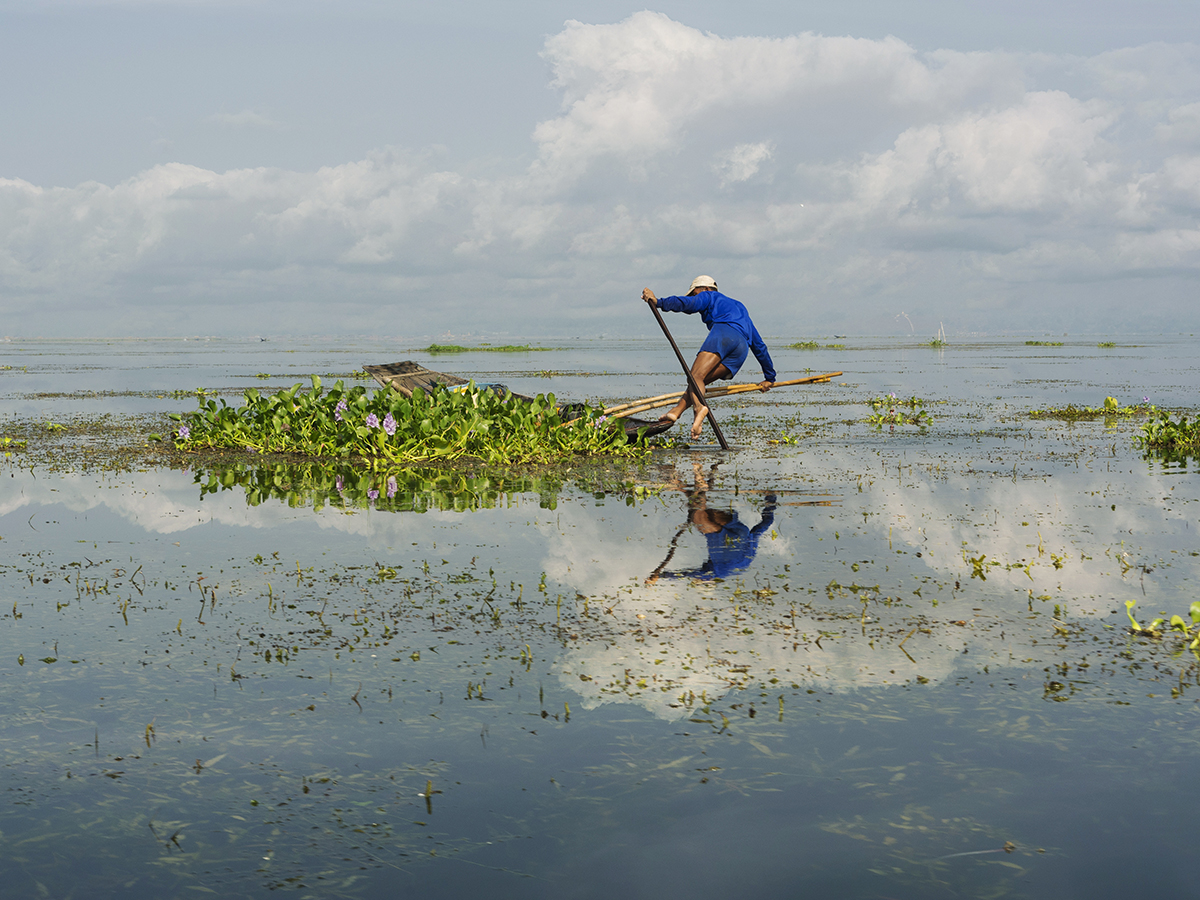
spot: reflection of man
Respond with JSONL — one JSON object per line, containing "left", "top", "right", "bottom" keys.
{"left": 646, "top": 463, "right": 777, "bottom": 583}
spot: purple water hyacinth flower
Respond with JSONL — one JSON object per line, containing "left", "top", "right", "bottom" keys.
{"left": 386, "top": 476, "right": 397, "bottom": 498}
{"left": 365, "top": 413, "right": 379, "bottom": 429}
{"left": 382, "top": 413, "right": 397, "bottom": 436}
{"left": 367, "top": 489, "right": 379, "bottom": 501}
{"left": 335, "top": 475, "right": 344, "bottom": 493}
{"left": 335, "top": 399, "right": 348, "bottom": 422}
{"left": 177, "top": 424, "right": 190, "bottom": 440}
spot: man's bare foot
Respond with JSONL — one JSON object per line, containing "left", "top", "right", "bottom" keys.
{"left": 690, "top": 405, "right": 709, "bottom": 439}
{"left": 657, "top": 411, "right": 680, "bottom": 426}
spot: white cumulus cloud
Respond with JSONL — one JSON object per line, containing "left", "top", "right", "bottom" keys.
{"left": 3, "top": 11, "right": 1200, "bottom": 336}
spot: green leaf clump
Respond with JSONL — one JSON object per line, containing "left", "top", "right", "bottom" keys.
{"left": 1029, "top": 397, "right": 1149, "bottom": 420}
{"left": 424, "top": 344, "right": 548, "bottom": 354}
{"left": 866, "top": 394, "right": 930, "bottom": 429}
{"left": 170, "top": 376, "right": 641, "bottom": 465}
{"left": 1135, "top": 409, "right": 1200, "bottom": 454}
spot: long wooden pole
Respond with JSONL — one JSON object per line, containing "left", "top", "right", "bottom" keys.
{"left": 647, "top": 302, "right": 729, "bottom": 450}
{"left": 612, "top": 382, "right": 816, "bottom": 419}
{"left": 607, "top": 372, "right": 843, "bottom": 418}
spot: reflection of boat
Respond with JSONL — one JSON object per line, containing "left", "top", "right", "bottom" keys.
{"left": 363, "top": 361, "right": 674, "bottom": 439}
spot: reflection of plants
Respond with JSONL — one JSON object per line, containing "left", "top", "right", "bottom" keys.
{"left": 867, "top": 394, "right": 930, "bottom": 429}
{"left": 195, "top": 461, "right": 568, "bottom": 513}
{"left": 171, "top": 377, "right": 641, "bottom": 464}
{"left": 1135, "top": 409, "right": 1200, "bottom": 454}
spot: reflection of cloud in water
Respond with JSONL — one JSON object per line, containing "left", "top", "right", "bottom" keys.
{"left": 0, "top": 469, "right": 528, "bottom": 547}
{"left": 551, "top": 582, "right": 1058, "bottom": 720}
{"left": 863, "top": 464, "right": 1192, "bottom": 616}
{"left": 549, "top": 451, "right": 1200, "bottom": 718}
{"left": 6, "top": 449, "right": 1196, "bottom": 722}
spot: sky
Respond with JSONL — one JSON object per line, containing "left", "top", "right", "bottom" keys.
{"left": 2, "top": 0, "right": 1199, "bottom": 338}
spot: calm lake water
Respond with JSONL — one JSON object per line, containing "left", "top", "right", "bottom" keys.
{"left": 2, "top": 335, "right": 1199, "bottom": 898}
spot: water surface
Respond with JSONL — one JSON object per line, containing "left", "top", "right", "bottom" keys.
{"left": 2, "top": 336, "right": 1198, "bottom": 898}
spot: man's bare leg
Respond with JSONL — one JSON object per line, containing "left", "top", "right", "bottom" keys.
{"left": 659, "top": 352, "right": 730, "bottom": 435}
{"left": 687, "top": 352, "right": 729, "bottom": 439}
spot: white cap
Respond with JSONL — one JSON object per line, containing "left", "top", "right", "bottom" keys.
{"left": 689, "top": 275, "right": 717, "bottom": 292}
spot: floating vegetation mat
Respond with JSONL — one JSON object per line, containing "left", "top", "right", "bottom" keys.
{"left": 168, "top": 377, "right": 644, "bottom": 464}
{"left": 424, "top": 343, "right": 552, "bottom": 354}
{"left": 1028, "top": 396, "right": 1152, "bottom": 421}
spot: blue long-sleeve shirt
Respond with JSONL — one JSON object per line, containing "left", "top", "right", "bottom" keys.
{"left": 656, "top": 290, "right": 776, "bottom": 383}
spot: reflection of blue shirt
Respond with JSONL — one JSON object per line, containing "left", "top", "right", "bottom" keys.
{"left": 669, "top": 503, "right": 776, "bottom": 581}
{"left": 656, "top": 291, "right": 776, "bottom": 383}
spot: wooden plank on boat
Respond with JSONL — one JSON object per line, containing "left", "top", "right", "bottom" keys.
{"left": 363, "top": 361, "right": 469, "bottom": 398}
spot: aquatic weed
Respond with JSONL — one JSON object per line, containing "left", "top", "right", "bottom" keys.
{"left": 170, "top": 376, "right": 642, "bottom": 465}
{"left": 424, "top": 344, "right": 549, "bottom": 354}
{"left": 1135, "top": 408, "right": 1200, "bottom": 455}
{"left": 1029, "top": 397, "right": 1150, "bottom": 421}
{"left": 867, "top": 394, "right": 930, "bottom": 429}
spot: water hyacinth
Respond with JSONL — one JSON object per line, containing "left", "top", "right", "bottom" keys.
{"left": 169, "top": 375, "right": 641, "bottom": 465}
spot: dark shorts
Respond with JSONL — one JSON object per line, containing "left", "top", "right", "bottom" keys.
{"left": 699, "top": 324, "right": 748, "bottom": 379}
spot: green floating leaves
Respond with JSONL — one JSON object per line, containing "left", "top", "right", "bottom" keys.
{"left": 424, "top": 344, "right": 548, "bottom": 354}
{"left": 170, "top": 376, "right": 641, "bottom": 465}
{"left": 1135, "top": 409, "right": 1200, "bottom": 455}
{"left": 1030, "top": 397, "right": 1151, "bottom": 421}
{"left": 866, "top": 394, "right": 930, "bottom": 430}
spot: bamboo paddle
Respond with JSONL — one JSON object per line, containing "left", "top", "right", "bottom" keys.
{"left": 607, "top": 372, "right": 843, "bottom": 419}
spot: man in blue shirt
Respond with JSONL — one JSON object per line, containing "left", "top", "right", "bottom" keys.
{"left": 642, "top": 275, "right": 776, "bottom": 439}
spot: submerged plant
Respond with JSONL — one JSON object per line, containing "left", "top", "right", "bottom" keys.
{"left": 1025, "top": 340, "right": 1064, "bottom": 347}
{"left": 169, "top": 376, "right": 643, "bottom": 465}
